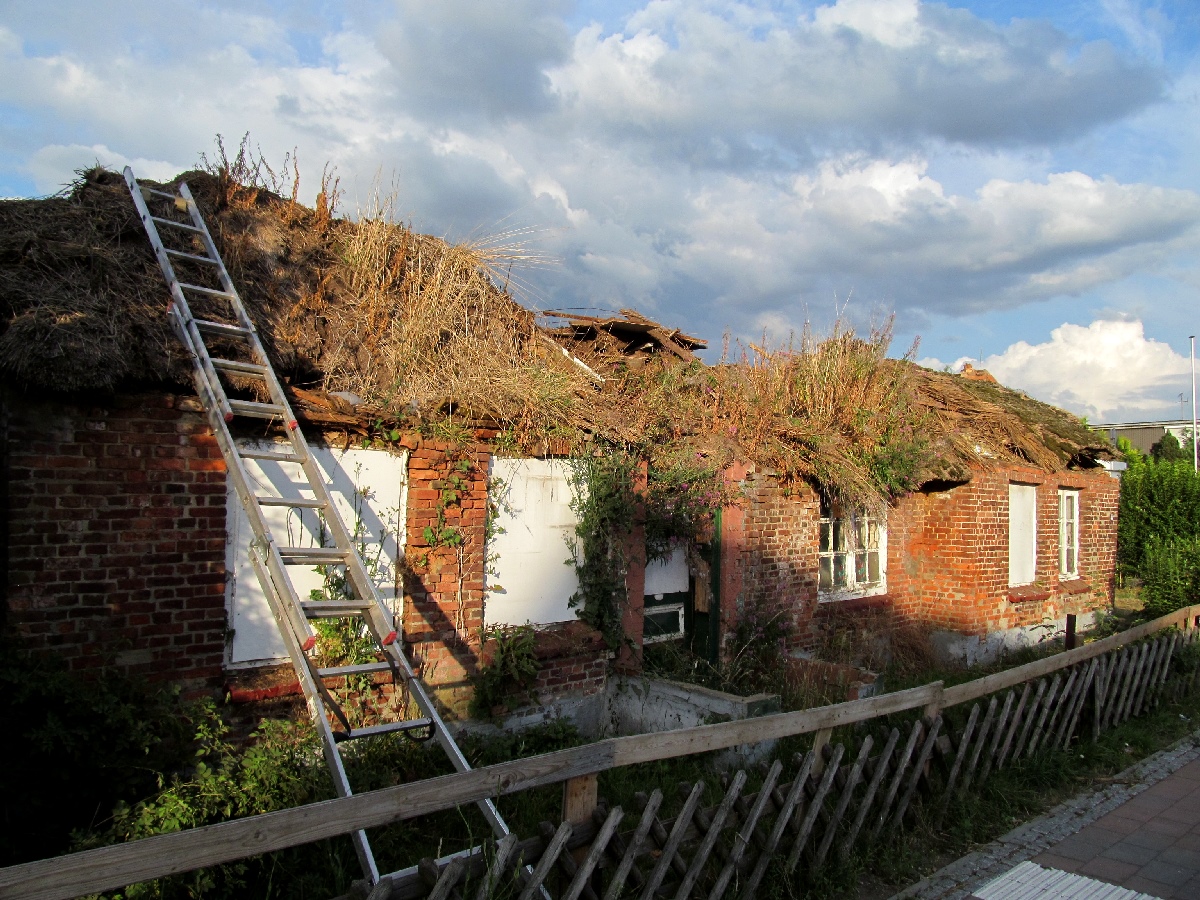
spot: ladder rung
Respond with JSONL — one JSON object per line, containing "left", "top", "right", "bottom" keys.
{"left": 241, "top": 448, "right": 307, "bottom": 463}
{"left": 279, "top": 547, "right": 350, "bottom": 563}
{"left": 301, "top": 600, "right": 373, "bottom": 618}
{"left": 140, "top": 186, "right": 178, "bottom": 199}
{"left": 212, "top": 358, "right": 268, "bottom": 377}
{"left": 256, "top": 496, "right": 324, "bottom": 508}
{"left": 194, "top": 318, "right": 251, "bottom": 338}
{"left": 150, "top": 215, "right": 203, "bottom": 233}
{"left": 318, "top": 661, "right": 395, "bottom": 678}
{"left": 229, "top": 399, "right": 286, "bottom": 420}
{"left": 165, "top": 248, "right": 219, "bottom": 265}
{"left": 333, "top": 718, "right": 434, "bottom": 744}
{"left": 179, "top": 283, "right": 236, "bottom": 300}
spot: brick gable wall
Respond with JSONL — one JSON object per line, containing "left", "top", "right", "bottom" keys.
{"left": 719, "top": 461, "right": 1118, "bottom": 658}
{"left": 3, "top": 391, "right": 227, "bottom": 689}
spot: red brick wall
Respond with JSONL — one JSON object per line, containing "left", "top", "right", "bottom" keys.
{"left": 887, "top": 464, "right": 1118, "bottom": 635}
{"left": 4, "top": 391, "right": 227, "bottom": 688}
{"left": 399, "top": 435, "right": 490, "bottom": 713}
{"left": 401, "top": 439, "right": 611, "bottom": 714}
{"left": 719, "top": 460, "right": 1119, "bottom": 656}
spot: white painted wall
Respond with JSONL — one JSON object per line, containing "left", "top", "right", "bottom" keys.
{"left": 1008, "top": 483, "right": 1037, "bottom": 587}
{"left": 225, "top": 440, "right": 407, "bottom": 666}
{"left": 486, "top": 458, "right": 581, "bottom": 626}
{"left": 644, "top": 546, "right": 689, "bottom": 598}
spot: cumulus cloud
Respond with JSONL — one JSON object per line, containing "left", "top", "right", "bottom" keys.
{"left": 927, "top": 320, "right": 1191, "bottom": 420}
{"left": 547, "top": 0, "right": 1163, "bottom": 163}
{"left": 0, "top": 0, "right": 1195, "bottom": 354}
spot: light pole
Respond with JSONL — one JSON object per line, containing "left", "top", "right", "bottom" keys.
{"left": 1192, "top": 335, "right": 1197, "bottom": 472}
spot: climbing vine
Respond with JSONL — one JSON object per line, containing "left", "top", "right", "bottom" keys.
{"left": 567, "top": 447, "right": 733, "bottom": 649}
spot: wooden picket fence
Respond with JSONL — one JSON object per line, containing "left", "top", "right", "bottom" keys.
{"left": 376, "top": 626, "right": 1200, "bottom": 900}
{"left": 2, "top": 605, "right": 1199, "bottom": 900}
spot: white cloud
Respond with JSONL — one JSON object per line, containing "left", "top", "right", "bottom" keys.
{"left": 937, "top": 320, "right": 1191, "bottom": 420}
{"left": 0, "top": 0, "right": 1195, "bottom": 356}
{"left": 26, "top": 145, "right": 183, "bottom": 190}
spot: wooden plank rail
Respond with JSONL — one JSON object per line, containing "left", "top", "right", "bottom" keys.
{"left": 3, "top": 605, "right": 1199, "bottom": 900}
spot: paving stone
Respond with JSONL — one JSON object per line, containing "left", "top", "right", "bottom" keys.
{"left": 1138, "top": 859, "right": 1194, "bottom": 887}
{"left": 1105, "top": 840, "right": 1163, "bottom": 866}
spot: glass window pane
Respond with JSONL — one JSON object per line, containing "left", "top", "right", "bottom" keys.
{"left": 819, "top": 557, "right": 832, "bottom": 591}
{"left": 820, "top": 523, "right": 831, "bottom": 552}
{"left": 833, "top": 554, "right": 846, "bottom": 587}
{"left": 865, "top": 520, "right": 879, "bottom": 549}
{"left": 868, "top": 551, "right": 881, "bottom": 584}
{"left": 833, "top": 520, "right": 845, "bottom": 551}
{"left": 855, "top": 551, "right": 868, "bottom": 582}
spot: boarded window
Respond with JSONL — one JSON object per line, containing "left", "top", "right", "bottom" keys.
{"left": 1060, "top": 489, "right": 1080, "bottom": 578}
{"left": 226, "top": 441, "right": 407, "bottom": 666}
{"left": 485, "top": 458, "right": 581, "bottom": 627}
{"left": 644, "top": 546, "right": 689, "bottom": 643}
{"left": 1008, "top": 483, "right": 1037, "bottom": 587}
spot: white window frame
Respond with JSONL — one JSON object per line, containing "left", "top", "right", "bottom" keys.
{"left": 1008, "top": 483, "right": 1037, "bottom": 587}
{"left": 1059, "top": 489, "right": 1080, "bottom": 579}
{"left": 818, "top": 498, "right": 886, "bottom": 602}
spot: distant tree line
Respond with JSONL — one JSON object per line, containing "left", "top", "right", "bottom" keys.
{"left": 1117, "top": 432, "right": 1200, "bottom": 616}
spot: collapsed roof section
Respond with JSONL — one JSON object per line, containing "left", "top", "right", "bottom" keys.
{"left": 540, "top": 308, "right": 707, "bottom": 370}
{"left": 0, "top": 165, "right": 1111, "bottom": 504}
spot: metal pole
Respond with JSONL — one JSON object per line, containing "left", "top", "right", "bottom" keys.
{"left": 1192, "top": 335, "right": 1197, "bottom": 472}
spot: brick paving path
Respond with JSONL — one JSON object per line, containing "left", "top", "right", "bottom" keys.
{"left": 1030, "top": 757, "right": 1200, "bottom": 899}
{"left": 890, "top": 729, "right": 1200, "bottom": 900}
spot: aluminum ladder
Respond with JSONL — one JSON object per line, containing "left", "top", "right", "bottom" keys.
{"left": 123, "top": 167, "right": 511, "bottom": 886}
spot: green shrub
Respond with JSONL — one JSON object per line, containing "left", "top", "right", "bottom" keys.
{"left": 1118, "top": 458, "right": 1200, "bottom": 578}
{"left": 0, "top": 630, "right": 190, "bottom": 866}
{"left": 1141, "top": 535, "right": 1200, "bottom": 617}
{"left": 469, "top": 623, "right": 540, "bottom": 718}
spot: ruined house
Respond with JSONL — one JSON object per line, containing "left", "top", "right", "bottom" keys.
{"left": 0, "top": 166, "right": 1117, "bottom": 724}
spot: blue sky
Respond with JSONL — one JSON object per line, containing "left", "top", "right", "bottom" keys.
{"left": 2, "top": 0, "right": 1198, "bottom": 423}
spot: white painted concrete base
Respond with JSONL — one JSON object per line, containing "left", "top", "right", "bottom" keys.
{"left": 932, "top": 612, "right": 1101, "bottom": 667}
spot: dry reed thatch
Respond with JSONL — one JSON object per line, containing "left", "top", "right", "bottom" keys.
{"left": 0, "top": 157, "right": 1109, "bottom": 508}
{"left": 0, "top": 163, "right": 597, "bottom": 450}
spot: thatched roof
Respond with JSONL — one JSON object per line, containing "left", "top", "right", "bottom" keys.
{"left": 0, "top": 166, "right": 1110, "bottom": 503}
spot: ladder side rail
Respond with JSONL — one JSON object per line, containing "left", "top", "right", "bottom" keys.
{"left": 172, "top": 342, "right": 316, "bottom": 647}
{"left": 123, "top": 170, "right": 235, "bottom": 424}
{"left": 246, "top": 551, "right": 380, "bottom": 883}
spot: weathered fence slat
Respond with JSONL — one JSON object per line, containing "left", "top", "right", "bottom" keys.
{"left": 602, "top": 791, "right": 660, "bottom": 900}
{"left": 517, "top": 821, "right": 572, "bottom": 900}
{"left": 638, "top": 782, "right": 704, "bottom": 900}
{"left": 1100, "top": 649, "right": 1129, "bottom": 732}
{"left": 1065, "top": 657, "right": 1099, "bottom": 749}
{"left": 1041, "top": 667, "right": 1077, "bottom": 748}
{"left": 979, "top": 691, "right": 1014, "bottom": 783}
{"left": 474, "top": 833, "right": 519, "bottom": 900}
{"left": 674, "top": 771, "right": 745, "bottom": 900}
{"left": 562, "top": 807, "right": 622, "bottom": 900}
{"left": 1012, "top": 678, "right": 1048, "bottom": 761}
{"left": 843, "top": 727, "right": 899, "bottom": 858}
{"left": 872, "top": 719, "right": 922, "bottom": 840}
{"left": 740, "top": 751, "right": 814, "bottom": 899}
{"left": 709, "top": 760, "right": 780, "bottom": 900}
{"left": 1024, "top": 673, "right": 1062, "bottom": 758}
{"left": 890, "top": 716, "right": 942, "bottom": 833}
{"left": 1140, "top": 637, "right": 1170, "bottom": 715}
{"left": 937, "top": 705, "right": 979, "bottom": 826}
{"left": 1119, "top": 644, "right": 1150, "bottom": 725}
{"left": 1118, "top": 644, "right": 1142, "bottom": 725}
{"left": 786, "top": 743, "right": 845, "bottom": 873}
{"left": 815, "top": 736, "right": 873, "bottom": 866}
{"left": 960, "top": 696, "right": 998, "bottom": 796}
{"left": 996, "top": 683, "right": 1031, "bottom": 771}
{"left": 424, "top": 856, "right": 466, "bottom": 900}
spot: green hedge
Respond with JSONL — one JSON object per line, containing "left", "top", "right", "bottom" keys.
{"left": 1141, "top": 534, "right": 1200, "bottom": 617}
{"left": 1117, "top": 457, "right": 1200, "bottom": 578}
